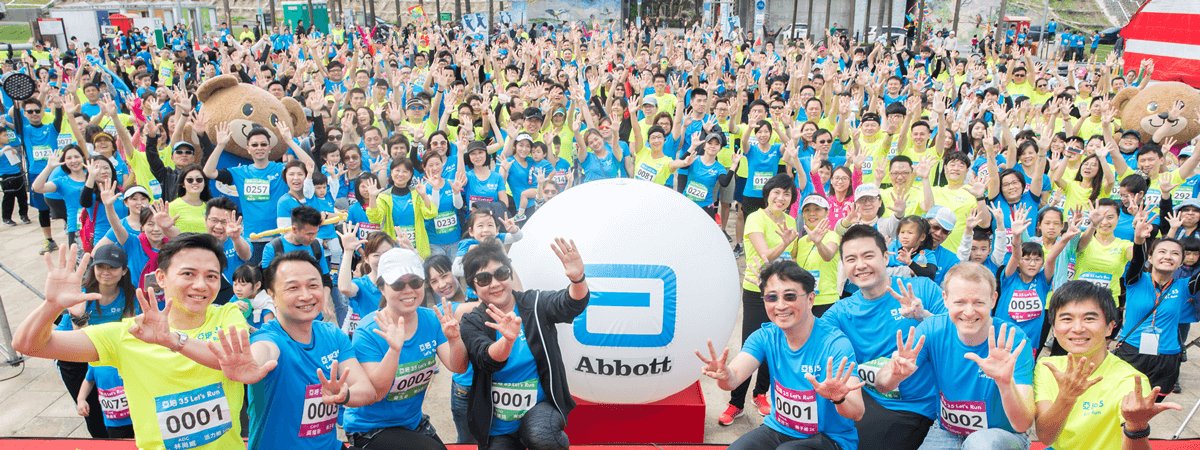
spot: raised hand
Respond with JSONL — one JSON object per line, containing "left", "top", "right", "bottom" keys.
{"left": 694, "top": 339, "right": 731, "bottom": 382}
{"left": 128, "top": 283, "right": 175, "bottom": 348}
{"left": 964, "top": 324, "right": 1027, "bottom": 384}
{"left": 372, "top": 308, "right": 408, "bottom": 350}
{"left": 214, "top": 121, "right": 232, "bottom": 147}
{"left": 431, "top": 299, "right": 460, "bottom": 341}
{"left": 149, "top": 200, "right": 178, "bottom": 230}
{"left": 888, "top": 327, "right": 925, "bottom": 380}
{"left": 98, "top": 179, "right": 120, "bottom": 206}
{"left": 1120, "top": 375, "right": 1182, "bottom": 429}
{"left": 550, "top": 237, "right": 584, "bottom": 282}
{"left": 338, "top": 223, "right": 363, "bottom": 253}
{"left": 1043, "top": 355, "right": 1103, "bottom": 400}
{"left": 207, "top": 326, "right": 277, "bottom": 384}
{"left": 484, "top": 303, "right": 522, "bottom": 342}
{"left": 889, "top": 280, "right": 925, "bottom": 319}
{"left": 317, "top": 359, "right": 351, "bottom": 405}
{"left": 43, "top": 243, "right": 101, "bottom": 311}
{"left": 806, "top": 356, "right": 866, "bottom": 402}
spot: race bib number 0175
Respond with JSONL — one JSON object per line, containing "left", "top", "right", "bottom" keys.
{"left": 155, "top": 382, "right": 233, "bottom": 449}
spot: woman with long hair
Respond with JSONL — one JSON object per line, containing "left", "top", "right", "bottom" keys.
{"left": 32, "top": 144, "right": 88, "bottom": 249}
{"left": 167, "top": 165, "right": 212, "bottom": 233}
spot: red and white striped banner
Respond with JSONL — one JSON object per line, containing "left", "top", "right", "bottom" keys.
{"left": 1121, "top": 0, "right": 1200, "bottom": 87}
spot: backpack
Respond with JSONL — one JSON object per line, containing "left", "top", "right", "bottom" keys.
{"left": 269, "top": 236, "right": 325, "bottom": 265}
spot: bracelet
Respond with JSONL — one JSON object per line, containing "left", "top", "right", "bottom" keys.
{"left": 1122, "top": 422, "right": 1150, "bottom": 440}
{"left": 569, "top": 274, "right": 586, "bottom": 284}
{"left": 831, "top": 396, "right": 847, "bottom": 405}
{"left": 976, "top": 195, "right": 988, "bottom": 202}
{"left": 70, "top": 311, "right": 91, "bottom": 327}
{"left": 337, "top": 386, "right": 352, "bottom": 406}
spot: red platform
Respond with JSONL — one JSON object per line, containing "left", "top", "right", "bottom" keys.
{"left": 3, "top": 439, "right": 1199, "bottom": 449}
{"left": 565, "top": 382, "right": 707, "bottom": 444}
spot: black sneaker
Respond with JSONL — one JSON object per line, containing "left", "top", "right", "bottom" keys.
{"left": 733, "top": 243, "right": 744, "bottom": 258}
{"left": 19, "top": 215, "right": 30, "bottom": 224}
{"left": 1174, "top": 383, "right": 1183, "bottom": 394}
{"left": 2, "top": 219, "right": 14, "bottom": 226}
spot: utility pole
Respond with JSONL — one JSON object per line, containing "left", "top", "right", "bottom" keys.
{"left": 223, "top": 0, "right": 232, "bottom": 27}
{"left": 455, "top": 0, "right": 461, "bottom": 21}
{"left": 824, "top": 0, "right": 832, "bottom": 40}
{"left": 805, "top": 0, "right": 814, "bottom": 41}
{"left": 995, "top": 0, "right": 1008, "bottom": 52}
{"left": 952, "top": 0, "right": 962, "bottom": 35}
{"left": 885, "top": 0, "right": 892, "bottom": 36}
{"left": 864, "top": 0, "right": 871, "bottom": 42}
{"left": 916, "top": 0, "right": 925, "bottom": 45}
{"left": 488, "top": 0, "right": 494, "bottom": 44}
{"left": 790, "top": 0, "right": 798, "bottom": 42}
{"left": 307, "top": 0, "right": 315, "bottom": 32}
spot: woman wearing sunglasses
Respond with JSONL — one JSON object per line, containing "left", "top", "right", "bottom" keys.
{"left": 459, "top": 237, "right": 589, "bottom": 449}
{"left": 166, "top": 165, "right": 211, "bottom": 233}
{"left": 344, "top": 247, "right": 469, "bottom": 449}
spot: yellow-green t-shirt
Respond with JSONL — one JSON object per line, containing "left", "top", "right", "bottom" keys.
{"left": 84, "top": 304, "right": 248, "bottom": 450}
{"left": 125, "top": 149, "right": 164, "bottom": 200}
{"left": 1074, "top": 237, "right": 1132, "bottom": 304}
{"left": 881, "top": 185, "right": 926, "bottom": 217}
{"left": 743, "top": 209, "right": 798, "bottom": 292}
{"left": 1034, "top": 354, "right": 1150, "bottom": 450}
{"left": 632, "top": 147, "right": 675, "bottom": 186}
{"left": 794, "top": 230, "right": 840, "bottom": 305}
{"left": 168, "top": 198, "right": 208, "bottom": 233}
{"left": 857, "top": 133, "right": 889, "bottom": 186}
{"left": 932, "top": 186, "right": 977, "bottom": 252}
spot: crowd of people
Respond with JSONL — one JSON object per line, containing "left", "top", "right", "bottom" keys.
{"left": 1, "top": 10, "right": 1197, "bottom": 450}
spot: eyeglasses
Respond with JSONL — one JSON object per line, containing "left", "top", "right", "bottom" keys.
{"left": 473, "top": 266, "right": 513, "bottom": 288}
{"left": 1001, "top": 181, "right": 1023, "bottom": 188}
{"left": 328, "top": 134, "right": 343, "bottom": 141}
{"left": 248, "top": 143, "right": 270, "bottom": 148}
{"left": 770, "top": 105, "right": 784, "bottom": 110}
{"left": 409, "top": 106, "right": 426, "bottom": 111}
{"left": 184, "top": 177, "right": 205, "bottom": 183}
{"left": 387, "top": 276, "right": 425, "bottom": 291}
{"left": 930, "top": 226, "right": 949, "bottom": 234}
{"left": 24, "top": 109, "right": 41, "bottom": 114}
{"left": 763, "top": 292, "right": 800, "bottom": 303}
{"left": 891, "top": 171, "right": 912, "bottom": 177}
{"left": 174, "top": 149, "right": 195, "bottom": 155}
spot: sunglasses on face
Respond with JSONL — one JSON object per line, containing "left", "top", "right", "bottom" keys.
{"left": 473, "top": 266, "right": 513, "bottom": 288}
{"left": 387, "top": 276, "right": 425, "bottom": 291}
{"left": 184, "top": 177, "right": 205, "bottom": 183}
{"left": 25, "top": 109, "right": 41, "bottom": 114}
{"left": 175, "top": 149, "right": 195, "bottom": 155}
{"left": 816, "top": 139, "right": 833, "bottom": 144}
{"left": 249, "top": 143, "right": 270, "bottom": 148}
{"left": 764, "top": 292, "right": 800, "bottom": 303}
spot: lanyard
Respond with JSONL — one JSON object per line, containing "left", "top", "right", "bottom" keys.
{"left": 1150, "top": 281, "right": 1170, "bottom": 328}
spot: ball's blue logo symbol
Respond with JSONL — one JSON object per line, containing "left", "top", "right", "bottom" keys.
{"left": 573, "top": 264, "right": 677, "bottom": 348}
{"left": 756, "top": 0, "right": 766, "bottom": 10}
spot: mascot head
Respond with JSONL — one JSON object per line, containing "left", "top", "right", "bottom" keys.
{"left": 195, "top": 74, "right": 305, "bottom": 160}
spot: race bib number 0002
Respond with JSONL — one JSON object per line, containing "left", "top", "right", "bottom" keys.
{"left": 387, "top": 357, "right": 437, "bottom": 402}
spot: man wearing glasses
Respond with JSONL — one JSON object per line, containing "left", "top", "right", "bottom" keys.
{"left": 10, "top": 97, "right": 65, "bottom": 254}
{"left": 144, "top": 140, "right": 198, "bottom": 203}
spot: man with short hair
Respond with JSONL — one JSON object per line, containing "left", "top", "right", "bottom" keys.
{"left": 13, "top": 235, "right": 248, "bottom": 450}
{"left": 261, "top": 205, "right": 334, "bottom": 319}
{"left": 1034, "top": 281, "right": 1181, "bottom": 450}
{"left": 823, "top": 225, "right": 948, "bottom": 450}
{"left": 875, "top": 263, "right": 1036, "bottom": 449}
{"left": 205, "top": 197, "right": 251, "bottom": 285}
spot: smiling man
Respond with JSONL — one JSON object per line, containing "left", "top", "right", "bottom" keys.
{"left": 13, "top": 235, "right": 247, "bottom": 450}
{"left": 874, "top": 263, "right": 1036, "bottom": 448}
{"left": 822, "top": 225, "right": 947, "bottom": 450}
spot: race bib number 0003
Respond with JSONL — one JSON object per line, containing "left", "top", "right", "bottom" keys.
{"left": 299, "top": 384, "right": 338, "bottom": 437}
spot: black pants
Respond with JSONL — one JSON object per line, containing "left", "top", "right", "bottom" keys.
{"left": 728, "top": 425, "right": 842, "bottom": 450}
{"left": 484, "top": 402, "right": 569, "bottom": 450}
{"left": 349, "top": 414, "right": 445, "bottom": 450}
{"left": 107, "top": 424, "right": 134, "bottom": 438}
{"left": 731, "top": 288, "right": 770, "bottom": 409}
{"left": 743, "top": 196, "right": 766, "bottom": 217}
{"left": 856, "top": 392, "right": 933, "bottom": 450}
{"left": 1, "top": 181, "right": 27, "bottom": 221}
{"left": 57, "top": 360, "right": 108, "bottom": 438}
{"left": 675, "top": 173, "right": 688, "bottom": 194}
{"left": 812, "top": 303, "right": 834, "bottom": 318}
{"left": 1115, "top": 344, "right": 1181, "bottom": 402}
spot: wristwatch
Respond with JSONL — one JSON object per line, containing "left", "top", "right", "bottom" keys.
{"left": 168, "top": 330, "right": 189, "bottom": 353}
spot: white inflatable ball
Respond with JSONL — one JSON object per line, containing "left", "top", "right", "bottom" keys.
{"left": 509, "top": 179, "right": 740, "bottom": 404}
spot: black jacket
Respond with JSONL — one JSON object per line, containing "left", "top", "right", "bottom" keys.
{"left": 460, "top": 288, "right": 589, "bottom": 447}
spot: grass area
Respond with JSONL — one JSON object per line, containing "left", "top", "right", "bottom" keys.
{"left": 1095, "top": 43, "right": 1114, "bottom": 62}
{"left": 0, "top": 24, "right": 32, "bottom": 44}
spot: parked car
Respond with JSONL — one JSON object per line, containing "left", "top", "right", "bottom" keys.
{"left": 1097, "top": 26, "right": 1121, "bottom": 45}
{"left": 776, "top": 23, "right": 810, "bottom": 42}
{"left": 868, "top": 26, "right": 906, "bottom": 44}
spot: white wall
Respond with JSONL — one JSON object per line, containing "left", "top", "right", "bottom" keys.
{"left": 48, "top": 10, "right": 102, "bottom": 47}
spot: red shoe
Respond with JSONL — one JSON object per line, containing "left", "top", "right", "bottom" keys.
{"left": 718, "top": 404, "right": 743, "bottom": 426}
{"left": 753, "top": 394, "right": 771, "bottom": 416}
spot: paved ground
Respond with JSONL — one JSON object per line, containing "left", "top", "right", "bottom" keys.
{"left": 1, "top": 218, "right": 1199, "bottom": 443}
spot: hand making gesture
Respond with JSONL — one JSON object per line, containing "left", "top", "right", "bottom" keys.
{"left": 695, "top": 339, "right": 731, "bottom": 382}
{"left": 208, "top": 326, "right": 277, "bottom": 384}
{"left": 805, "top": 356, "right": 866, "bottom": 402}
{"left": 964, "top": 324, "right": 1027, "bottom": 385}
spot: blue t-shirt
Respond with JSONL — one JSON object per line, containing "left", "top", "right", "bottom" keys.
{"left": 347, "top": 202, "right": 381, "bottom": 239}
{"left": 90, "top": 195, "right": 128, "bottom": 244}
{"left": 505, "top": 157, "right": 536, "bottom": 209}
{"left": 580, "top": 144, "right": 623, "bottom": 183}
{"left": 1120, "top": 274, "right": 1190, "bottom": 355}
{"left": 120, "top": 236, "right": 152, "bottom": 288}
{"left": 465, "top": 168, "right": 506, "bottom": 209}
{"left": 344, "top": 308, "right": 447, "bottom": 432}
{"left": 344, "top": 276, "right": 381, "bottom": 335}
{"left": 310, "top": 194, "right": 337, "bottom": 240}
{"left": 743, "top": 321, "right": 858, "bottom": 450}
{"left": 425, "top": 181, "right": 461, "bottom": 246}
{"left": 20, "top": 120, "right": 61, "bottom": 176}
{"left": 51, "top": 171, "right": 86, "bottom": 232}
{"left": 55, "top": 290, "right": 131, "bottom": 331}
{"left": 276, "top": 194, "right": 309, "bottom": 228}
{"left": 489, "top": 308, "right": 545, "bottom": 436}
{"left": 821, "top": 276, "right": 947, "bottom": 419}
{"left": 914, "top": 315, "right": 1034, "bottom": 435}
{"left": 222, "top": 238, "right": 248, "bottom": 284}
{"left": 101, "top": 217, "right": 138, "bottom": 246}
{"left": 260, "top": 237, "right": 330, "bottom": 273}
{"left": 226, "top": 162, "right": 286, "bottom": 236}
{"left": 85, "top": 364, "right": 133, "bottom": 428}
{"left": 997, "top": 271, "right": 1050, "bottom": 344}
{"left": 390, "top": 191, "right": 416, "bottom": 242}
{"left": 248, "top": 320, "right": 355, "bottom": 450}
{"left": 685, "top": 158, "right": 726, "bottom": 207}
{"left": 743, "top": 142, "right": 783, "bottom": 198}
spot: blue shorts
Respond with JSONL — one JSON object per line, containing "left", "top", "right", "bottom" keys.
{"left": 30, "top": 192, "right": 48, "bottom": 211}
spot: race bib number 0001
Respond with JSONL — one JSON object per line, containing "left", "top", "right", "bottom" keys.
{"left": 299, "top": 384, "right": 338, "bottom": 437}
{"left": 940, "top": 395, "right": 987, "bottom": 435}
{"left": 772, "top": 381, "right": 818, "bottom": 434}
{"left": 155, "top": 382, "right": 233, "bottom": 449}
{"left": 387, "top": 357, "right": 437, "bottom": 402}
{"left": 492, "top": 378, "right": 537, "bottom": 421}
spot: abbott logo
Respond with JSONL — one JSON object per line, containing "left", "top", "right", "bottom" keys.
{"left": 574, "top": 264, "right": 677, "bottom": 348}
